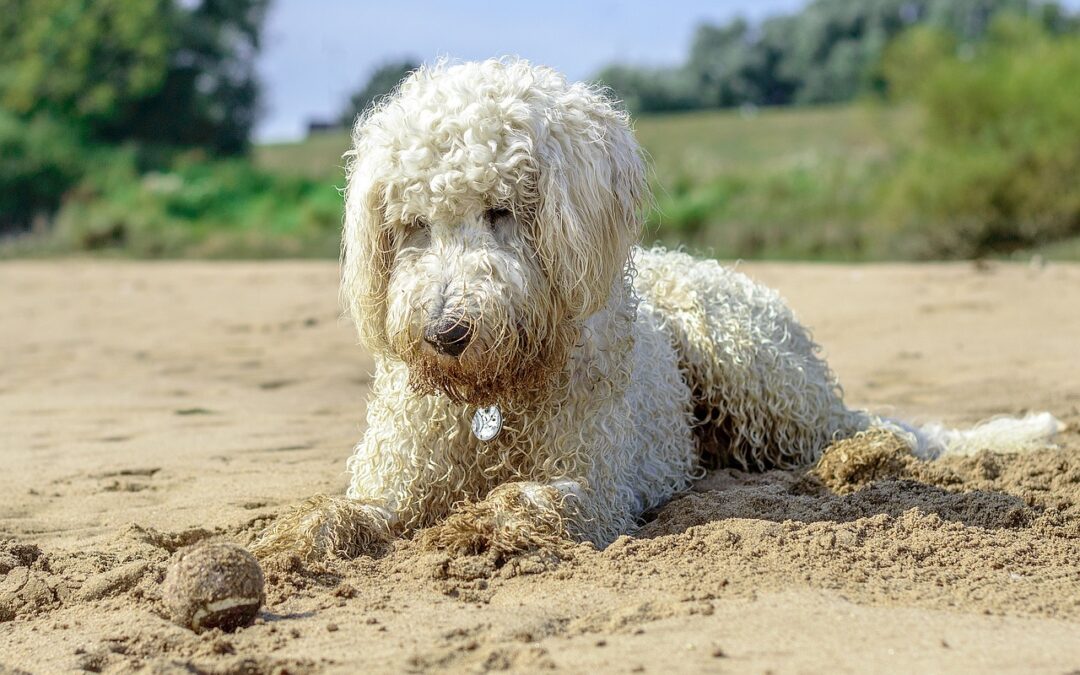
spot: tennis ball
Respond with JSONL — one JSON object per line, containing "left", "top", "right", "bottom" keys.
{"left": 162, "top": 542, "right": 264, "bottom": 633}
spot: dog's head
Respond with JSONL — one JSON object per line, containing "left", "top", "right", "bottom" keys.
{"left": 342, "top": 59, "right": 645, "bottom": 405}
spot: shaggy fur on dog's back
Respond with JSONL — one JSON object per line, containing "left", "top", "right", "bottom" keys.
{"left": 635, "top": 249, "right": 870, "bottom": 471}
{"left": 252, "top": 58, "right": 1062, "bottom": 561}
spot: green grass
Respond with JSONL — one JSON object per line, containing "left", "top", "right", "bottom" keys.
{"left": 636, "top": 104, "right": 915, "bottom": 181}
{"left": 9, "top": 96, "right": 1074, "bottom": 261}
{"left": 255, "top": 105, "right": 915, "bottom": 189}
{"left": 255, "top": 131, "right": 353, "bottom": 183}
{"left": 2, "top": 152, "right": 345, "bottom": 259}
{"left": 634, "top": 105, "right": 920, "bottom": 259}
{"left": 251, "top": 105, "right": 924, "bottom": 260}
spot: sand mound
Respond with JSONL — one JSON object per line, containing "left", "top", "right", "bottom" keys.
{"left": 4, "top": 443, "right": 1079, "bottom": 672}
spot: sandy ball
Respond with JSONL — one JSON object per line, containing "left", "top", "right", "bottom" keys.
{"left": 162, "top": 542, "right": 264, "bottom": 633}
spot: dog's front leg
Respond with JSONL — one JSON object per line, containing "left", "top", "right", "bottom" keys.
{"left": 420, "top": 480, "right": 587, "bottom": 556}
{"left": 250, "top": 494, "right": 396, "bottom": 561}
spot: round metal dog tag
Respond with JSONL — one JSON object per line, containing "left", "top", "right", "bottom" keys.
{"left": 471, "top": 405, "right": 503, "bottom": 442}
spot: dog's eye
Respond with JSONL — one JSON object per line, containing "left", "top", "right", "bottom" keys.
{"left": 411, "top": 217, "right": 429, "bottom": 231}
{"left": 484, "top": 207, "right": 513, "bottom": 225}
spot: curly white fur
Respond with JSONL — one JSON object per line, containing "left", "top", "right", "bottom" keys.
{"left": 252, "top": 59, "right": 1062, "bottom": 560}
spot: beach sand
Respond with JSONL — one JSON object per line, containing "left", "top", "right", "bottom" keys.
{"left": 1, "top": 260, "right": 1078, "bottom": 674}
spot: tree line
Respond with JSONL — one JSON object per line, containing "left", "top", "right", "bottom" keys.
{"left": 595, "top": 0, "right": 1077, "bottom": 114}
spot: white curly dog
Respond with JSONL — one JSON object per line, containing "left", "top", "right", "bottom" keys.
{"left": 254, "top": 59, "right": 1062, "bottom": 560}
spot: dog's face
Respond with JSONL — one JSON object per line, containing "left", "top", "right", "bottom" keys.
{"left": 383, "top": 198, "right": 556, "bottom": 404}
{"left": 342, "top": 60, "right": 645, "bottom": 405}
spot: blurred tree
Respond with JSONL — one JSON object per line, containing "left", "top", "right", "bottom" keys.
{"left": 125, "top": 0, "right": 269, "bottom": 155}
{"left": 688, "top": 18, "right": 800, "bottom": 107}
{"left": 0, "top": 0, "right": 172, "bottom": 127}
{"left": 0, "top": 0, "right": 268, "bottom": 155}
{"left": 339, "top": 59, "right": 419, "bottom": 126}
{"left": 878, "top": 25, "right": 957, "bottom": 100}
{"left": 775, "top": 0, "right": 911, "bottom": 104}
{"left": 595, "top": 64, "right": 701, "bottom": 113}
{"left": 597, "top": 0, "right": 1076, "bottom": 113}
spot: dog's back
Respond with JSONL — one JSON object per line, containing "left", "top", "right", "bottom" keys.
{"left": 633, "top": 248, "right": 869, "bottom": 470}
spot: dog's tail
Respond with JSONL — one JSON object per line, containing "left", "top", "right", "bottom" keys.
{"left": 881, "top": 412, "right": 1065, "bottom": 460}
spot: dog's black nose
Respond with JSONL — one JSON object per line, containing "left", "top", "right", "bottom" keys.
{"left": 424, "top": 318, "right": 473, "bottom": 357}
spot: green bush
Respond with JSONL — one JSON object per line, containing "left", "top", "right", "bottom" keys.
{"left": 880, "top": 17, "right": 1080, "bottom": 257}
{"left": 46, "top": 153, "right": 343, "bottom": 257}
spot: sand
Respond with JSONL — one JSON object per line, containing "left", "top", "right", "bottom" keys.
{"left": 1, "top": 259, "right": 1078, "bottom": 674}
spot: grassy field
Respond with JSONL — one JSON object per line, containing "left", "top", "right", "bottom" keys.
{"left": 637, "top": 105, "right": 914, "bottom": 179}
{"left": 10, "top": 102, "right": 1072, "bottom": 261}
{"left": 635, "top": 105, "right": 919, "bottom": 259}
{"left": 256, "top": 130, "right": 355, "bottom": 182}
{"left": 256, "top": 104, "right": 914, "bottom": 190}
{"left": 255, "top": 104, "right": 922, "bottom": 260}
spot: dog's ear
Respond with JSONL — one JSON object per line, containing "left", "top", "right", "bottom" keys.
{"left": 341, "top": 148, "right": 393, "bottom": 353}
{"left": 532, "top": 99, "right": 645, "bottom": 320}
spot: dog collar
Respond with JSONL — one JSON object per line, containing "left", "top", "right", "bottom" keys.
{"left": 471, "top": 405, "right": 503, "bottom": 442}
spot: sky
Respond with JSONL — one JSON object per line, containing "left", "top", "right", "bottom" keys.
{"left": 254, "top": 0, "right": 809, "bottom": 141}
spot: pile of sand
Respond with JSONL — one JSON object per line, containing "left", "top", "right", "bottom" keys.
{"left": 3, "top": 441, "right": 1079, "bottom": 673}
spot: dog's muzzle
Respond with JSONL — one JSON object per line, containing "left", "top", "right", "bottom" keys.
{"left": 423, "top": 316, "right": 473, "bottom": 358}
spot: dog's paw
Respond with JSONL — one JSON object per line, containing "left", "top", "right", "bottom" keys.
{"left": 419, "top": 483, "right": 570, "bottom": 556}
{"left": 250, "top": 494, "right": 391, "bottom": 561}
